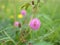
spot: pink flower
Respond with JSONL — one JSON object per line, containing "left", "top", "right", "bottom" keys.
{"left": 21, "top": 10, "right": 26, "bottom": 16}
{"left": 29, "top": 18, "right": 41, "bottom": 30}
{"left": 14, "top": 21, "right": 19, "bottom": 27}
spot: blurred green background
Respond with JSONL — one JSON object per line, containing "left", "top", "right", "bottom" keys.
{"left": 0, "top": 0, "right": 60, "bottom": 45}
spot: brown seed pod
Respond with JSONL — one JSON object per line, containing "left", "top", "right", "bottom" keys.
{"left": 32, "top": 0, "right": 34, "bottom": 5}
{"left": 19, "top": 23, "right": 21, "bottom": 28}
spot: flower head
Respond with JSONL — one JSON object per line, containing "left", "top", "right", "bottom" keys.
{"left": 14, "top": 21, "right": 19, "bottom": 27}
{"left": 29, "top": 18, "right": 41, "bottom": 30}
{"left": 18, "top": 14, "right": 23, "bottom": 19}
{"left": 21, "top": 10, "right": 26, "bottom": 16}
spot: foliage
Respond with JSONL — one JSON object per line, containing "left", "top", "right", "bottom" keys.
{"left": 0, "top": 0, "right": 60, "bottom": 45}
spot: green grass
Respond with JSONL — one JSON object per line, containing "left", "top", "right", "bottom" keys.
{"left": 0, "top": 0, "right": 60, "bottom": 45}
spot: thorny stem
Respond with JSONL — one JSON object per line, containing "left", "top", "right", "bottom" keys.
{"left": 31, "top": 0, "right": 40, "bottom": 19}
{"left": 37, "top": 0, "right": 40, "bottom": 5}
{"left": 30, "top": 0, "right": 40, "bottom": 36}
{"left": 29, "top": 0, "right": 34, "bottom": 40}
{"left": 30, "top": 0, "right": 34, "bottom": 20}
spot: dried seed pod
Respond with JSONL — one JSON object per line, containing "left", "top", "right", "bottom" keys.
{"left": 19, "top": 23, "right": 21, "bottom": 28}
{"left": 32, "top": 0, "right": 34, "bottom": 5}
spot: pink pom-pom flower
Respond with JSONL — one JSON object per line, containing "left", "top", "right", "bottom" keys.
{"left": 14, "top": 21, "right": 19, "bottom": 27}
{"left": 29, "top": 18, "right": 41, "bottom": 30}
{"left": 21, "top": 10, "right": 26, "bottom": 16}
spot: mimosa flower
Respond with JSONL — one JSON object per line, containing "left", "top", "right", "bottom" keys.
{"left": 18, "top": 14, "right": 23, "bottom": 18}
{"left": 21, "top": 10, "right": 26, "bottom": 16}
{"left": 14, "top": 21, "right": 19, "bottom": 27}
{"left": 29, "top": 18, "right": 41, "bottom": 30}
